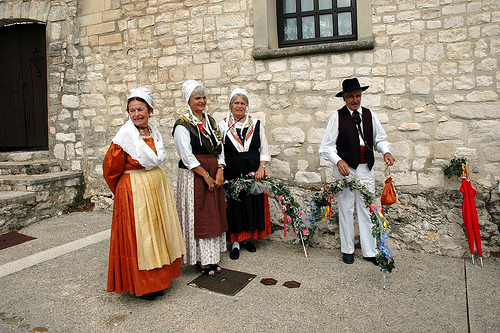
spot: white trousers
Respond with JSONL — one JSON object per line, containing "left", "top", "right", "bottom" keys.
{"left": 334, "top": 163, "right": 377, "bottom": 257}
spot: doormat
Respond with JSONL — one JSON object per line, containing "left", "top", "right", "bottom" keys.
{"left": 188, "top": 268, "right": 256, "bottom": 296}
{"left": 0, "top": 231, "right": 36, "bottom": 250}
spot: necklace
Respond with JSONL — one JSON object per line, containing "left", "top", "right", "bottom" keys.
{"left": 136, "top": 125, "right": 151, "bottom": 138}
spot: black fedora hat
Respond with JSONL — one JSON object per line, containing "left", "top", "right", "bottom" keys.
{"left": 335, "top": 78, "right": 369, "bottom": 97}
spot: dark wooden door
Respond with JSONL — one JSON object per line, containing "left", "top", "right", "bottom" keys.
{"left": 0, "top": 23, "right": 48, "bottom": 151}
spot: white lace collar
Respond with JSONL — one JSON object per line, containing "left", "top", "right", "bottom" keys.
{"left": 112, "top": 119, "right": 167, "bottom": 170}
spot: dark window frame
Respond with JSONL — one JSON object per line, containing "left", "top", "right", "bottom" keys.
{"left": 277, "top": 0, "right": 357, "bottom": 48}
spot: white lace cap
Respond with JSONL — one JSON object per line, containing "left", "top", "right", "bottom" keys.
{"left": 229, "top": 88, "right": 249, "bottom": 105}
{"left": 182, "top": 80, "right": 202, "bottom": 103}
{"left": 128, "top": 87, "right": 154, "bottom": 109}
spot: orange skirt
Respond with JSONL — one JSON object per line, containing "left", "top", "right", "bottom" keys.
{"left": 228, "top": 192, "right": 272, "bottom": 243}
{"left": 107, "top": 173, "right": 181, "bottom": 296}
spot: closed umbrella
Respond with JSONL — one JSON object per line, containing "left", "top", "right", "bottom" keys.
{"left": 465, "top": 165, "right": 483, "bottom": 267}
{"left": 459, "top": 168, "right": 475, "bottom": 264}
{"left": 459, "top": 164, "right": 484, "bottom": 267}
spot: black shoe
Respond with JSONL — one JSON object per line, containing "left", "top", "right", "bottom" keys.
{"left": 230, "top": 248, "right": 240, "bottom": 260}
{"left": 243, "top": 241, "right": 256, "bottom": 252}
{"left": 153, "top": 290, "right": 165, "bottom": 297}
{"left": 363, "top": 257, "right": 378, "bottom": 266}
{"left": 342, "top": 253, "right": 354, "bottom": 264}
{"left": 139, "top": 293, "right": 156, "bottom": 301}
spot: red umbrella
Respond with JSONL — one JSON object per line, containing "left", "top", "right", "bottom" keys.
{"left": 466, "top": 165, "right": 483, "bottom": 266}
{"left": 459, "top": 164, "right": 484, "bottom": 267}
{"left": 459, "top": 170, "right": 475, "bottom": 263}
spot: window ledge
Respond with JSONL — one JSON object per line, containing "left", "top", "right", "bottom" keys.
{"left": 252, "top": 36, "right": 375, "bottom": 60}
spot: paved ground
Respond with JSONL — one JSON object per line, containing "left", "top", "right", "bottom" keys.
{"left": 0, "top": 211, "right": 499, "bottom": 332}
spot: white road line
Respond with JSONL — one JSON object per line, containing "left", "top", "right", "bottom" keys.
{"left": 0, "top": 229, "right": 110, "bottom": 278}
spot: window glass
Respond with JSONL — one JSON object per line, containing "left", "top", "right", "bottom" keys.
{"left": 301, "top": 0, "right": 314, "bottom": 11}
{"left": 337, "top": 0, "right": 351, "bottom": 7}
{"left": 284, "top": 18, "right": 298, "bottom": 40}
{"left": 318, "top": 0, "right": 332, "bottom": 10}
{"left": 302, "top": 16, "right": 315, "bottom": 39}
{"left": 284, "top": 0, "right": 296, "bottom": 14}
{"left": 277, "top": 0, "right": 358, "bottom": 48}
{"left": 319, "top": 14, "right": 333, "bottom": 37}
{"left": 337, "top": 11, "right": 352, "bottom": 36}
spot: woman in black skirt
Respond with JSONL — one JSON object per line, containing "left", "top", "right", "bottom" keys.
{"left": 218, "top": 88, "right": 272, "bottom": 260}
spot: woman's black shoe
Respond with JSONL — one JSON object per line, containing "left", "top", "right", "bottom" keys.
{"left": 243, "top": 241, "right": 256, "bottom": 252}
{"left": 139, "top": 293, "right": 157, "bottom": 301}
{"left": 230, "top": 247, "right": 240, "bottom": 260}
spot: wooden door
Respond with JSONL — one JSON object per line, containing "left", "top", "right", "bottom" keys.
{"left": 0, "top": 23, "right": 48, "bottom": 151}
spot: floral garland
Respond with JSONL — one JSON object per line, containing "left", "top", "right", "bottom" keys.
{"left": 310, "top": 177, "right": 395, "bottom": 273}
{"left": 223, "top": 173, "right": 313, "bottom": 245}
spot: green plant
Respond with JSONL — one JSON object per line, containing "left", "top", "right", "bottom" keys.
{"left": 64, "top": 174, "right": 94, "bottom": 213}
{"left": 442, "top": 157, "right": 467, "bottom": 178}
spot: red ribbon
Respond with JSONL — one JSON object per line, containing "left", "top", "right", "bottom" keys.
{"left": 283, "top": 213, "right": 287, "bottom": 237}
{"left": 328, "top": 196, "right": 332, "bottom": 218}
{"left": 196, "top": 123, "right": 207, "bottom": 135}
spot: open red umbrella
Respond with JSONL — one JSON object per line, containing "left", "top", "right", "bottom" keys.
{"left": 459, "top": 164, "right": 484, "bottom": 267}
{"left": 465, "top": 165, "right": 483, "bottom": 266}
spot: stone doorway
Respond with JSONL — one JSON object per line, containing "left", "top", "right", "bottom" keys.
{"left": 0, "top": 22, "right": 48, "bottom": 152}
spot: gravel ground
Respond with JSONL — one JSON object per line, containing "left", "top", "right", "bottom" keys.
{"left": 0, "top": 211, "right": 498, "bottom": 332}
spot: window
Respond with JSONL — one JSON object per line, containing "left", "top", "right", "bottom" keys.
{"left": 253, "top": 0, "right": 373, "bottom": 60}
{"left": 277, "top": 0, "right": 357, "bottom": 48}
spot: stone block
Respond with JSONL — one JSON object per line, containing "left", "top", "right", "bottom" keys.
{"left": 418, "top": 169, "right": 444, "bottom": 188}
{"left": 469, "top": 120, "right": 500, "bottom": 143}
{"left": 435, "top": 121, "right": 463, "bottom": 140}
{"left": 393, "top": 171, "right": 418, "bottom": 185}
{"left": 466, "top": 90, "right": 498, "bottom": 102}
{"left": 295, "top": 171, "right": 321, "bottom": 184}
{"left": 56, "top": 133, "right": 76, "bottom": 143}
{"left": 454, "top": 147, "right": 477, "bottom": 159}
{"left": 61, "top": 95, "right": 80, "bottom": 109}
{"left": 270, "top": 159, "right": 291, "bottom": 177}
{"left": 216, "top": 13, "right": 245, "bottom": 30}
{"left": 271, "top": 127, "right": 305, "bottom": 144}
{"left": 78, "top": 13, "right": 103, "bottom": 27}
{"left": 398, "top": 122, "right": 421, "bottom": 132}
{"left": 99, "top": 33, "right": 122, "bottom": 45}
{"left": 286, "top": 112, "right": 312, "bottom": 125}
{"left": 450, "top": 104, "right": 499, "bottom": 120}
{"left": 385, "top": 78, "right": 406, "bottom": 94}
{"left": 431, "top": 142, "right": 456, "bottom": 159}
{"left": 203, "top": 63, "right": 221, "bottom": 79}
{"left": 307, "top": 128, "right": 325, "bottom": 144}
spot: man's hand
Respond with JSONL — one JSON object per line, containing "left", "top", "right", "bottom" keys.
{"left": 384, "top": 153, "right": 395, "bottom": 166}
{"left": 337, "top": 160, "right": 350, "bottom": 176}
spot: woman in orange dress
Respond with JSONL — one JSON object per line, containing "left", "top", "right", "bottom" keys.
{"left": 103, "top": 87, "right": 185, "bottom": 300}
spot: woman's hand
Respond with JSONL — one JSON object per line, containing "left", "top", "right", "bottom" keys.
{"left": 215, "top": 168, "right": 224, "bottom": 188}
{"left": 204, "top": 175, "right": 217, "bottom": 192}
{"left": 255, "top": 165, "right": 265, "bottom": 182}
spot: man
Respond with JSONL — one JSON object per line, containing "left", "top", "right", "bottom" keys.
{"left": 319, "top": 78, "right": 395, "bottom": 265}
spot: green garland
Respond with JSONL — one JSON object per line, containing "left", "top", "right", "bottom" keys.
{"left": 310, "top": 178, "right": 395, "bottom": 273}
{"left": 223, "top": 173, "right": 313, "bottom": 245}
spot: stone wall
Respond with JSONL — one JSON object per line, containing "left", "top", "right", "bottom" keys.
{"left": 1, "top": 0, "right": 499, "bottom": 256}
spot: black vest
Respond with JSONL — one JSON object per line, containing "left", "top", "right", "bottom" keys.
{"left": 336, "top": 106, "right": 375, "bottom": 170}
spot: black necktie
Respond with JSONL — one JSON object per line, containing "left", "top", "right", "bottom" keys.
{"left": 352, "top": 110, "right": 372, "bottom": 151}
{"left": 352, "top": 110, "right": 363, "bottom": 136}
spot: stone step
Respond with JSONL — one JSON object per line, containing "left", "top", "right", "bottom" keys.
{"left": 0, "top": 191, "right": 36, "bottom": 206}
{"left": 0, "top": 150, "right": 50, "bottom": 162}
{"left": 0, "top": 160, "right": 62, "bottom": 175}
{"left": 0, "top": 171, "right": 83, "bottom": 232}
{"left": 0, "top": 171, "right": 82, "bottom": 192}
